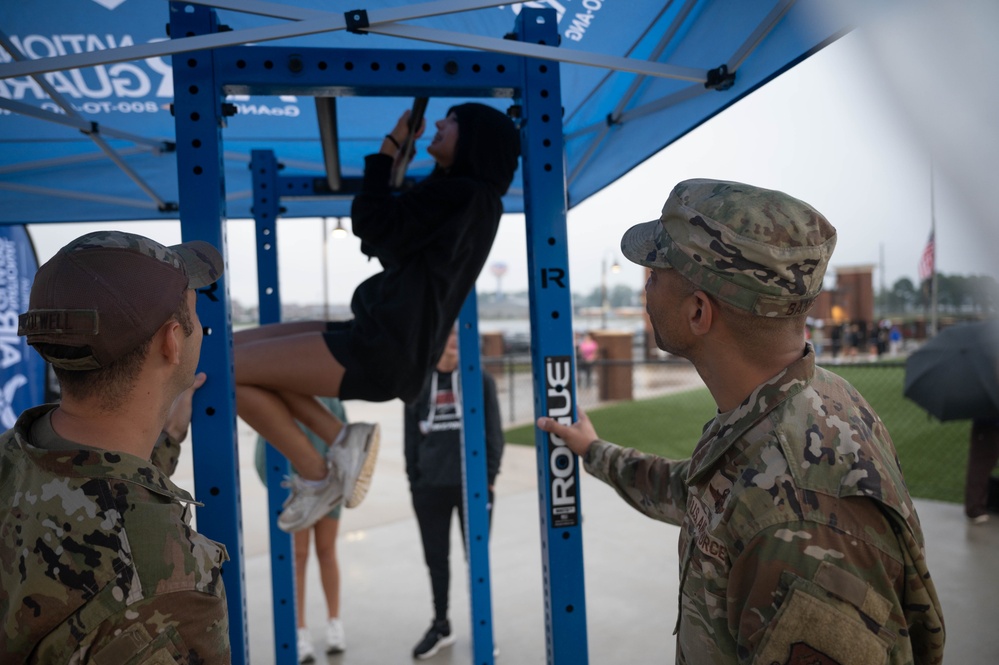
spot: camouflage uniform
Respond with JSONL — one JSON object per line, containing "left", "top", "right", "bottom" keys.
{"left": 585, "top": 347, "right": 944, "bottom": 664}
{"left": 0, "top": 405, "right": 230, "bottom": 664}
{"left": 596, "top": 179, "right": 945, "bottom": 663}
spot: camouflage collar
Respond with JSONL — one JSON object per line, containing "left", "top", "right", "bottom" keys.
{"left": 11, "top": 404, "right": 198, "bottom": 505}
{"left": 686, "top": 345, "right": 814, "bottom": 485}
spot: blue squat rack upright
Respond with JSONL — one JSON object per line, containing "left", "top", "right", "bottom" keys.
{"left": 170, "top": 4, "right": 586, "bottom": 663}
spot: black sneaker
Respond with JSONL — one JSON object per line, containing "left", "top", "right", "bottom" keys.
{"left": 412, "top": 619, "right": 456, "bottom": 660}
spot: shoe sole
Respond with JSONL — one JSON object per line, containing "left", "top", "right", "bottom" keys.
{"left": 345, "top": 423, "right": 380, "bottom": 508}
{"left": 277, "top": 475, "right": 347, "bottom": 533}
{"left": 277, "top": 484, "right": 344, "bottom": 532}
{"left": 415, "top": 634, "right": 456, "bottom": 660}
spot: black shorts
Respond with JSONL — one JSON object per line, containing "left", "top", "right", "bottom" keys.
{"left": 322, "top": 321, "right": 425, "bottom": 403}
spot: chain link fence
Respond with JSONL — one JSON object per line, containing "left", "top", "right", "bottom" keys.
{"left": 489, "top": 354, "right": 969, "bottom": 504}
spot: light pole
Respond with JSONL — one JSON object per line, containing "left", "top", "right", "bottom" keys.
{"left": 600, "top": 252, "right": 621, "bottom": 329}
{"left": 322, "top": 217, "right": 348, "bottom": 320}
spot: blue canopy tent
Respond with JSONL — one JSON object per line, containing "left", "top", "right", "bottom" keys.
{"left": 0, "top": 2, "right": 856, "bottom": 664}
{"left": 0, "top": 0, "right": 848, "bottom": 222}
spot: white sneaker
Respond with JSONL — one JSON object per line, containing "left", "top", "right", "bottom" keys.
{"left": 326, "top": 617, "right": 346, "bottom": 654}
{"left": 277, "top": 472, "right": 344, "bottom": 533}
{"left": 328, "top": 423, "right": 380, "bottom": 508}
{"left": 297, "top": 627, "right": 316, "bottom": 663}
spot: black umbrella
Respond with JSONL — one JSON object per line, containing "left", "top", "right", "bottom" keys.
{"left": 904, "top": 319, "right": 999, "bottom": 421}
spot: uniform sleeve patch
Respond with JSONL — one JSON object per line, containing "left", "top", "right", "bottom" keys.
{"left": 753, "top": 586, "right": 890, "bottom": 665}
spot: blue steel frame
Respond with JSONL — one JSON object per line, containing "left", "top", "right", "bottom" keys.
{"left": 169, "top": 4, "right": 249, "bottom": 664}
{"left": 248, "top": 149, "right": 298, "bottom": 663}
{"left": 455, "top": 290, "right": 496, "bottom": 665}
{"left": 170, "top": 3, "right": 586, "bottom": 663}
{"left": 518, "top": 10, "right": 590, "bottom": 663}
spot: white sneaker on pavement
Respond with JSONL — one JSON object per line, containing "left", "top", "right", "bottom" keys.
{"left": 277, "top": 471, "right": 344, "bottom": 533}
{"left": 326, "top": 617, "right": 346, "bottom": 653}
{"left": 328, "top": 422, "right": 380, "bottom": 508}
{"left": 297, "top": 627, "right": 316, "bottom": 663}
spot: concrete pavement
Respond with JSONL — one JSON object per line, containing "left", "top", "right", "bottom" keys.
{"left": 174, "top": 399, "right": 999, "bottom": 664}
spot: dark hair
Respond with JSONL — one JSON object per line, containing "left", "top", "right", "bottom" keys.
{"left": 438, "top": 103, "right": 521, "bottom": 196}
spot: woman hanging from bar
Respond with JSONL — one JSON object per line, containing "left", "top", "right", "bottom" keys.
{"left": 235, "top": 102, "right": 520, "bottom": 533}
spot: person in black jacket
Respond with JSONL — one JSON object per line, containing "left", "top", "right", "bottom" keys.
{"left": 404, "top": 327, "right": 504, "bottom": 660}
{"left": 234, "top": 103, "right": 520, "bottom": 534}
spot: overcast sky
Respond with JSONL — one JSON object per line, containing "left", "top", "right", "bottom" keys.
{"left": 27, "top": 22, "right": 996, "bottom": 309}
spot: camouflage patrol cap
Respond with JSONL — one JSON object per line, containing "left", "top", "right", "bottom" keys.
{"left": 18, "top": 230, "right": 223, "bottom": 370}
{"left": 621, "top": 179, "right": 837, "bottom": 317}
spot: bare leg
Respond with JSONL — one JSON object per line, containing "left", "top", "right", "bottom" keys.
{"left": 236, "top": 331, "right": 346, "bottom": 396}
{"left": 293, "top": 528, "right": 312, "bottom": 629}
{"left": 280, "top": 392, "right": 345, "bottom": 446}
{"left": 237, "top": 324, "right": 380, "bottom": 529}
{"left": 235, "top": 332, "right": 346, "bottom": 481}
{"left": 237, "top": 385, "right": 327, "bottom": 480}
{"left": 234, "top": 320, "right": 327, "bottom": 345}
{"left": 313, "top": 517, "right": 341, "bottom": 619}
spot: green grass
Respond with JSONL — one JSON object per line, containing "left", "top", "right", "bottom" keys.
{"left": 505, "top": 388, "right": 713, "bottom": 460}
{"left": 504, "top": 365, "right": 969, "bottom": 503}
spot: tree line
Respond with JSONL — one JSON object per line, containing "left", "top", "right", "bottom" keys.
{"left": 484, "top": 272, "right": 998, "bottom": 316}
{"left": 881, "top": 273, "right": 998, "bottom": 315}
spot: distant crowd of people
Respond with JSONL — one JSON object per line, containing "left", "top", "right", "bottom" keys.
{"left": 809, "top": 318, "right": 906, "bottom": 361}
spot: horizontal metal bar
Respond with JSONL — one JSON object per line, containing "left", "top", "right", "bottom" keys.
{"left": 188, "top": 0, "right": 510, "bottom": 23}
{"left": 366, "top": 23, "right": 707, "bottom": 82}
{"left": 0, "top": 146, "right": 147, "bottom": 175}
{"left": 0, "top": 0, "right": 511, "bottom": 80}
{"left": 616, "top": 82, "right": 709, "bottom": 123}
{"left": 0, "top": 99, "right": 172, "bottom": 150}
{"left": 564, "top": 82, "right": 707, "bottom": 141}
{"left": 0, "top": 181, "right": 162, "bottom": 210}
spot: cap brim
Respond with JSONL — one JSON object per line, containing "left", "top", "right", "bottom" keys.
{"left": 620, "top": 219, "right": 671, "bottom": 270}
{"left": 172, "top": 240, "right": 224, "bottom": 289}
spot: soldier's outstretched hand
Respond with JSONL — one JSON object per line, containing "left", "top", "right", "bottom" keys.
{"left": 537, "top": 408, "right": 599, "bottom": 457}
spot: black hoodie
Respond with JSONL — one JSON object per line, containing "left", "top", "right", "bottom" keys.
{"left": 348, "top": 104, "right": 520, "bottom": 403}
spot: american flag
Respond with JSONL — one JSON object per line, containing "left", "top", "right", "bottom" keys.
{"left": 918, "top": 231, "right": 935, "bottom": 281}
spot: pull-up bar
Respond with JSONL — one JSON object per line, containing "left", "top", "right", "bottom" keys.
{"left": 170, "top": 5, "right": 587, "bottom": 664}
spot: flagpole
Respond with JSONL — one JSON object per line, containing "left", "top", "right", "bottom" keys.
{"left": 929, "top": 162, "right": 938, "bottom": 337}
{"left": 879, "top": 242, "right": 886, "bottom": 320}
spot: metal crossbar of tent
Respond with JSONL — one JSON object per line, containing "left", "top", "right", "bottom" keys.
{"left": 170, "top": 4, "right": 586, "bottom": 663}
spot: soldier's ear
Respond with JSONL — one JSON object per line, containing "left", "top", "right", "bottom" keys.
{"left": 155, "top": 318, "right": 184, "bottom": 366}
{"left": 688, "top": 290, "right": 714, "bottom": 336}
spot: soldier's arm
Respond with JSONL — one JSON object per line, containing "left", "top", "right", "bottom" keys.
{"left": 583, "top": 441, "right": 689, "bottom": 525}
{"left": 537, "top": 409, "right": 690, "bottom": 524}
{"left": 150, "top": 373, "right": 206, "bottom": 477}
